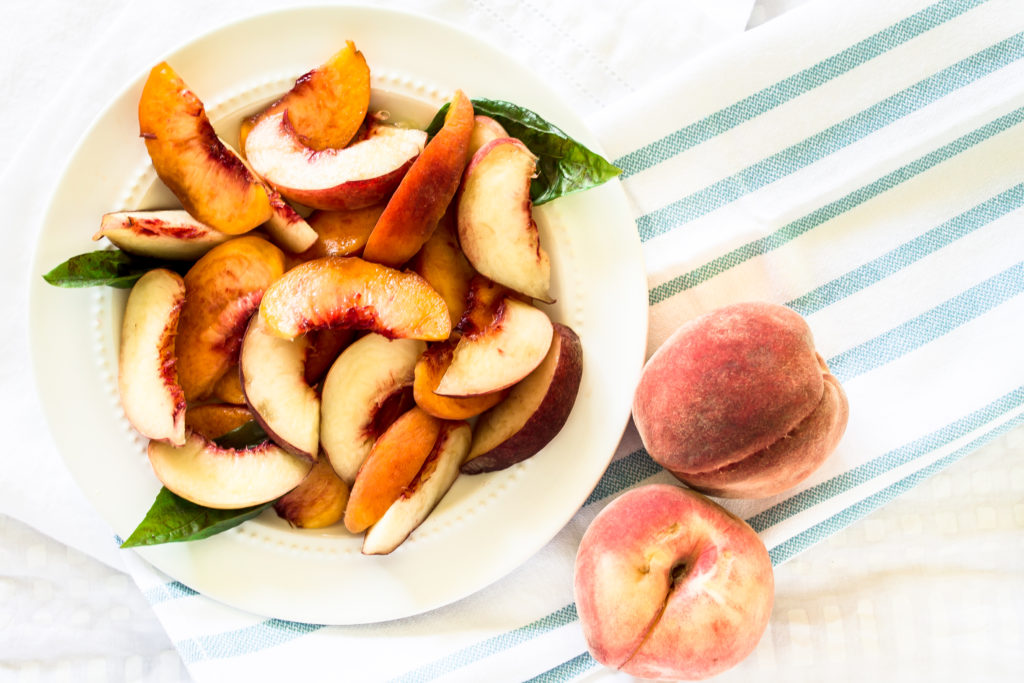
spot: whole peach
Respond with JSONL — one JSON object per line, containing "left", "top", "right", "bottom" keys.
{"left": 574, "top": 484, "right": 773, "bottom": 680}
{"left": 632, "top": 302, "right": 848, "bottom": 498}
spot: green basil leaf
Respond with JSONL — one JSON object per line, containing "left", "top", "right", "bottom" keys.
{"left": 120, "top": 487, "right": 272, "bottom": 548}
{"left": 213, "top": 420, "right": 269, "bottom": 449}
{"left": 42, "top": 250, "right": 180, "bottom": 289}
{"left": 425, "top": 98, "right": 621, "bottom": 205}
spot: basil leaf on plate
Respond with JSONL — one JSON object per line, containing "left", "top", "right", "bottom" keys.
{"left": 43, "top": 249, "right": 179, "bottom": 289}
{"left": 213, "top": 421, "right": 270, "bottom": 449}
{"left": 426, "top": 98, "right": 621, "bottom": 205}
{"left": 120, "top": 487, "right": 273, "bottom": 548}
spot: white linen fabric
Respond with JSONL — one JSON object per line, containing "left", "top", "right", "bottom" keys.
{"left": 2, "top": 0, "right": 1023, "bottom": 681}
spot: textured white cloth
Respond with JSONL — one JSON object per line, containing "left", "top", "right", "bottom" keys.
{"left": 2, "top": 0, "right": 1023, "bottom": 681}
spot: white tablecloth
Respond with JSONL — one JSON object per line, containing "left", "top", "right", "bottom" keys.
{"left": 2, "top": 1, "right": 1021, "bottom": 681}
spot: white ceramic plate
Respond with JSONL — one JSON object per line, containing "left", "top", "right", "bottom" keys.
{"left": 28, "top": 5, "right": 647, "bottom": 625}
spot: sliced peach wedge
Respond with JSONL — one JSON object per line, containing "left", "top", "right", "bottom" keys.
{"left": 344, "top": 406, "right": 442, "bottom": 534}
{"left": 258, "top": 256, "right": 450, "bottom": 341}
{"left": 118, "top": 268, "right": 187, "bottom": 446}
{"left": 296, "top": 204, "right": 386, "bottom": 261}
{"left": 245, "top": 113, "right": 426, "bottom": 212}
{"left": 175, "top": 235, "right": 286, "bottom": 401}
{"left": 184, "top": 403, "right": 254, "bottom": 441}
{"left": 261, "top": 41, "right": 371, "bottom": 152}
{"left": 409, "top": 208, "right": 476, "bottom": 330}
{"left": 274, "top": 458, "right": 350, "bottom": 529}
{"left": 148, "top": 432, "right": 312, "bottom": 509}
{"left": 414, "top": 341, "right": 507, "bottom": 420}
{"left": 458, "top": 137, "right": 552, "bottom": 302}
{"left": 138, "top": 62, "right": 272, "bottom": 235}
{"left": 466, "top": 115, "right": 509, "bottom": 160}
{"left": 210, "top": 364, "right": 246, "bottom": 405}
{"left": 263, "top": 187, "right": 318, "bottom": 254}
{"left": 457, "top": 275, "right": 513, "bottom": 338}
{"left": 303, "top": 327, "right": 355, "bottom": 386}
{"left": 436, "top": 296, "right": 554, "bottom": 397}
{"left": 463, "top": 323, "right": 583, "bottom": 474}
{"left": 94, "top": 210, "right": 232, "bottom": 260}
{"left": 363, "top": 420, "right": 472, "bottom": 555}
{"left": 320, "top": 333, "right": 424, "bottom": 482}
{"left": 239, "top": 314, "right": 319, "bottom": 458}
{"left": 362, "top": 90, "right": 475, "bottom": 267}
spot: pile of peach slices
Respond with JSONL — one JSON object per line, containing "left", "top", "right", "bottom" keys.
{"left": 104, "top": 42, "right": 590, "bottom": 554}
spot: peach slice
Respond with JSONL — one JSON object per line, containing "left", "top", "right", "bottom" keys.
{"left": 320, "top": 333, "right": 425, "bottom": 482}
{"left": 458, "top": 137, "right": 551, "bottom": 302}
{"left": 176, "top": 235, "right": 286, "bottom": 401}
{"left": 244, "top": 114, "right": 426, "bottom": 211}
{"left": 363, "top": 420, "right": 471, "bottom": 555}
{"left": 263, "top": 189, "right": 318, "bottom": 253}
{"left": 362, "top": 90, "right": 475, "bottom": 267}
{"left": 413, "top": 341, "right": 506, "bottom": 420}
{"left": 138, "top": 62, "right": 272, "bottom": 235}
{"left": 436, "top": 297, "right": 553, "bottom": 397}
{"left": 409, "top": 209, "right": 476, "bottom": 329}
{"left": 94, "top": 210, "right": 232, "bottom": 260}
{"left": 239, "top": 314, "right": 319, "bottom": 458}
{"left": 184, "top": 403, "right": 254, "bottom": 441}
{"left": 456, "top": 275, "right": 512, "bottom": 337}
{"left": 343, "top": 406, "right": 442, "bottom": 534}
{"left": 466, "top": 115, "right": 509, "bottom": 160}
{"left": 274, "top": 458, "right": 350, "bottom": 529}
{"left": 258, "top": 256, "right": 450, "bottom": 341}
{"left": 118, "top": 268, "right": 186, "bottom": 446}
{"left": 297, "top": 204, "right": 386, "bottom": 261}
{"left": 210, "top": 365, "right": 246, "bottom": 405}
{"left": 462, "top": 323, "right": 582, "bottom": 473}
{"left": 148, "top": 432, "right": 312, "bottom": 509}
{"left": 239, "top": 114, "right": 258, "bottom": 157}
{"left": 268, "top": 41, "right": 370, "bottom": 152}
{"left": 303, "top": 328, "right": 355, "bottom": 385}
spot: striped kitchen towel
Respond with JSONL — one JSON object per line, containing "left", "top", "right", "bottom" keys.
{"left": 120, "top": 0, "right": 1024, "bottom": 680}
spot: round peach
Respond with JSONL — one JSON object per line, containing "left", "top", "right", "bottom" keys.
{"left": 574, "top": 484, "right": 773, "bottom": 680}
{"left": 632, "top": 302, "right": 848, "bottom": 498}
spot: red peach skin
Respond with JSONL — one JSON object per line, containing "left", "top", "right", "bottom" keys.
{"left": 362, "top": 90, "right": 474, "bottom": 267}
{"left": 574, "top": 485, "right": 773, "bottom": 680}
{"left": 632, "top": 302, "right": 848, "bottom": 498}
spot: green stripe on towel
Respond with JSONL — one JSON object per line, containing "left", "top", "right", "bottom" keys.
{"left": 786, "top": 184, "right": 1024, "bottom": 316}
{"left": 648, "top": 107, "right": 1024, "bottom": 305}
{"left": 614, "top": 0, "right": 987, "bottom": 177}
{"left": 636, "top": 32, "right": 1024, "bottom": 242}
{"left": 768, "top": 411, "right": 1024, "bottom": 564}
{"left": 826, "top": 262, "right": 1024, "bottom": 381}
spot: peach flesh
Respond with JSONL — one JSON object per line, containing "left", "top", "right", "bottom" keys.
{"left": 274, "top": 458, "right": 350, "bottom": 529}
{"left": 361, "top": 90, "right": 475, "bottom": 267}
{"left": 632, "top": 302, "right": 848, "bottom": 498}
{"left": 457, "top": 137, "right": 551, "bottom": 302}
{"left": 344, "top": 406, "right": 442, "bottom": 533}
{"left": 408, "top": 210, "right": 476, "bottom": 330}
{"left": 175, "top": 236, "right": 286, "bottom": 401}
{"left": 413, "top": 341, "right": 506, "bottom": 420}
{"left": 574, "top": 484, "right": 773, "bottom": 680}
{"left": 258, "top": 256, "right": 451, "bottom": 341}
{"left": 138, "top": 62, "right": 271, "bottom": 235}
{"left": 298, "top": 204, "right": 385, "bottom": 260}
{"left": 276, "top": 41, "right": 370, "bottom": 152}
